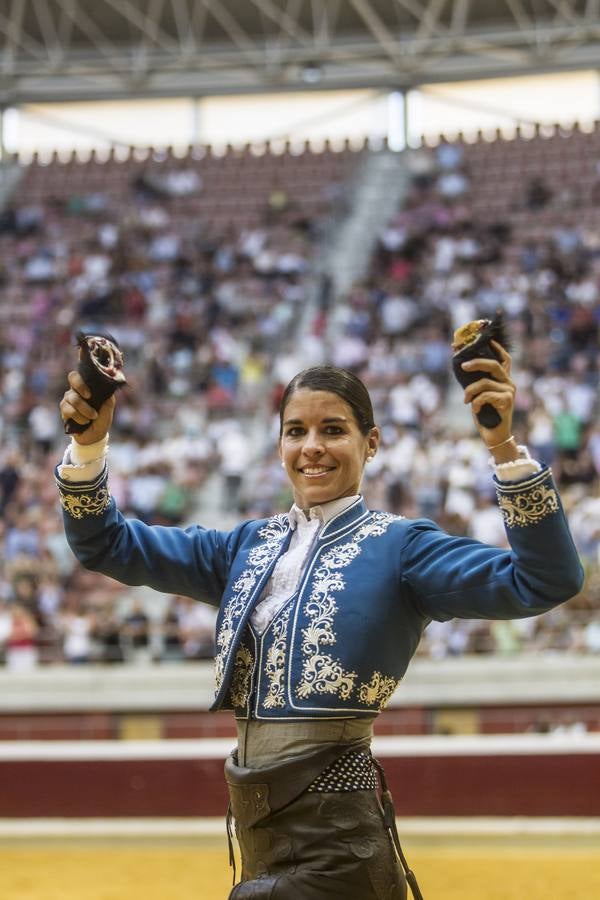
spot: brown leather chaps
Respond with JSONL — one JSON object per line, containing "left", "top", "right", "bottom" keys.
{"left": 225, "top": 743, "right": 409, "bottom": 900}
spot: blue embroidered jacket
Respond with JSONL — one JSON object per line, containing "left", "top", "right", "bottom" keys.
{"left": 56, "top": 465, "right": 583, "bottom": 720}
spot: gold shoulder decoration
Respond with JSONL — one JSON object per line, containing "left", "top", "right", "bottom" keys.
{"left": 358, "top": 671, "right": 399, "bottom": 711}
{"left": 59, "top": 487, "right": 110, "bottom": 519}
{"left": 496, "top": 480, "right": 559, "bottom": 528}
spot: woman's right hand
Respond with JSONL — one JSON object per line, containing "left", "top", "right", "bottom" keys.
{"left": 59, "top": 371, "right": 116, "bottom": 445}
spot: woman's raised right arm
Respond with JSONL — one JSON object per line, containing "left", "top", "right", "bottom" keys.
{"left": 57, "top": 371, "right": 235, "bottom": 606}
{"left": 55, "top": 471, "right": 233, "bottom": 605}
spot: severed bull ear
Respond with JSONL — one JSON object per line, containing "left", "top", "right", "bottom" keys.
{"left": 451, "top": 314, "right": 511, "bottom": 429}
{"left": 64, "top": 331, "right": 127, "bottom": 435}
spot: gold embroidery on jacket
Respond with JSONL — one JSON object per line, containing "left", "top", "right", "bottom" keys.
{"left": 229, "top": 644, "right": 254, "bottom": 708}
{"left": 215, "top": 515, "right": 288, "bottom": 693}
{"left": 59, "top": 488, "right": 110, "bottom": 519}
{"left": 497, "top": 484, "right": 559, "bottom": 528}
{"left": 358, "top": 671, "right": 399, "bottom": 710}
{"left": 296, "top": 513, "right": 397, "bottom": 702}
{"left": 263, "top": 606, "right": 292, "bottom": 709}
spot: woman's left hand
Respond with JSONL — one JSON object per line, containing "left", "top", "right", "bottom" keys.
{"left": 461, "top": 341, "right": 517, "bottom": 458}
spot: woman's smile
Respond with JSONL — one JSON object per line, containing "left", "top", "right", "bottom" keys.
{"left": 298, "top": 465, "right": 336, "bottom": 477}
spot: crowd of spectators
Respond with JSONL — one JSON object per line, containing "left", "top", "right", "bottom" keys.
{"left": 0, "top": 146, "right": 329, "bottom": 668}
{"left": 0, "top": 131, "right": 599, "bottom": 668}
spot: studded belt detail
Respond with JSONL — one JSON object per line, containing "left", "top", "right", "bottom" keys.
{"left": 307, "top": 749, "right": 378, "bottom": 793}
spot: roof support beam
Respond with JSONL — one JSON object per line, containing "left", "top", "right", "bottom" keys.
{"left": 504, "top": 0, "right": 534, "bottom": 32}
{"left": 1, "top": 0, "right": 23, "bottom": 77}
{"left": 198, "top": 0, "right": 265, "bottom": 69}
{"left": 56, "top": 0, "right": 75, "bottom": 57}
{"left": 102, "top": 0, "right": 177, "bottom": 53}
{"left": 247, "top": 0, "right": 312, "bottom": 46}
{"left": 170, "top": 0, "right": 209, "bottom": 60}
{"left": 451, "top": 0, "right": 470, "bottom": 34}
{"left": 2, "top": 1, "right": 600, "bottom": 103}
{"left": 32, "top": 0, "right": 61, "bottom": 62}
{"left": 393, "top": 0, "right": 431, "bottom": 25}
{"left": 190, "top": 0, "right": 209, "bottom": 42}
{"left": 323, "top": 0, "right": 343, "bottom": 35}
{"left": 585, "top": 0, "right": 600, "bottom": 20}
{"left": 311, "top": 0, "right": 334, "bottom": 49}
{"left": 285, "top": 0, "right": 305, "bottom": 41}
{"left": 350, "top": 0, "right": 402, "bottom": 67}
{"left": 170, "top": 0, "right": 193, "bottom": 46}
{"left": 131, "top": 0, "right": 168, "bottom": 77}
{"left": 417, "top": 0, "right": 449, "bottom": 40}
{"left": 170, "top": 0, "right": 190, "bottom": 39}
{"left": 546, "top": 0, "right": 580, "bottom": 26}
{"left": 53, "top": 0, "right": 123, "bottom": 65}
{"left": 0, "top": 0, "right": 48, "bottom": 70}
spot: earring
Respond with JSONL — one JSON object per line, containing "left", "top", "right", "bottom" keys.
{"left": 281, "top": 461, "right": 285, "bottom": 468}
{"left": 366, "top": 453, "right": 374, "bottom": 463}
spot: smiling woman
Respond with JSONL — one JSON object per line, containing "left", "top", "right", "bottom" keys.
{"left": 279, "top": 387, "right": 379, "bottom": 509}
{"left": 278, "top": 366, "right": 380, "bottom": 509}
{"left": 55, "top": 358, "right": 583, "bottom": 899}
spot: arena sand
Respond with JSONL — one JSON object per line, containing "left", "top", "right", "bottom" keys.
{"left": 0, "top": 843, "right": 599, "bottom": 900}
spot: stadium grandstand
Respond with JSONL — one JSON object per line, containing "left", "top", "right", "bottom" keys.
{"left": 0, "top": 4, "right": 599, "bottom": 900}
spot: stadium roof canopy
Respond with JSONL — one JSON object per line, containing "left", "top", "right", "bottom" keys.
{"left": 1, "top": 0, "right": 599, "bottom": 105}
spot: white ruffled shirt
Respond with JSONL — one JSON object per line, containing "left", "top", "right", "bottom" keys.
{"left": 58, "top": 436, "right": 541, "bottom": 634}
{"left": 250, "top": 495, "right": 359, "bottom": 634}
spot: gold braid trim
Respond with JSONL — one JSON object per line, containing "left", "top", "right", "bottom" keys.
{"left": 229, "top": 644, "right": 254, "bottom": 708}
{"left": 59, "top": 487, "right": 110, "bottom": 519}
{"left": 263, "top": 606, "right": 292, "bottom": 709}
{"left": 496, "top": 483, "right": 559, "bottom": 528}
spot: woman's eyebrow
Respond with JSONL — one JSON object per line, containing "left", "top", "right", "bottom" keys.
{"left": 282, "top": 416, "right": 348, "bottom": 425}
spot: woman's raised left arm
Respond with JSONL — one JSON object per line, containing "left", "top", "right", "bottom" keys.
{"left": 400, "top": 340, "right": 583, "bottom": 621}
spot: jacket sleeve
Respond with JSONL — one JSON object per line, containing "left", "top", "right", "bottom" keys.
{"left": 55, "top": 465, "right": 242, "bottom": 606}
{"left": 400, "top": 466, "right": 584, "bottom": 622}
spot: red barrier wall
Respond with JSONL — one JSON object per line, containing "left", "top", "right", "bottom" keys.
{"left": 1, "top": 745, "right": 598, "bottom": 817}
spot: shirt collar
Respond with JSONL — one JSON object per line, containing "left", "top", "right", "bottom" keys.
{"left": 288, "top": 495, "right": 360, "bottom": 531}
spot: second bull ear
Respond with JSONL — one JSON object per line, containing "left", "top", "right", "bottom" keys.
{"left": 451, "top": 314, "right": 511, "bottom": 429}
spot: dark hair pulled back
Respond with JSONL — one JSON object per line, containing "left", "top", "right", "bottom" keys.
{"left": 279, "top": 366, "right": 375, "bottom": 437}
